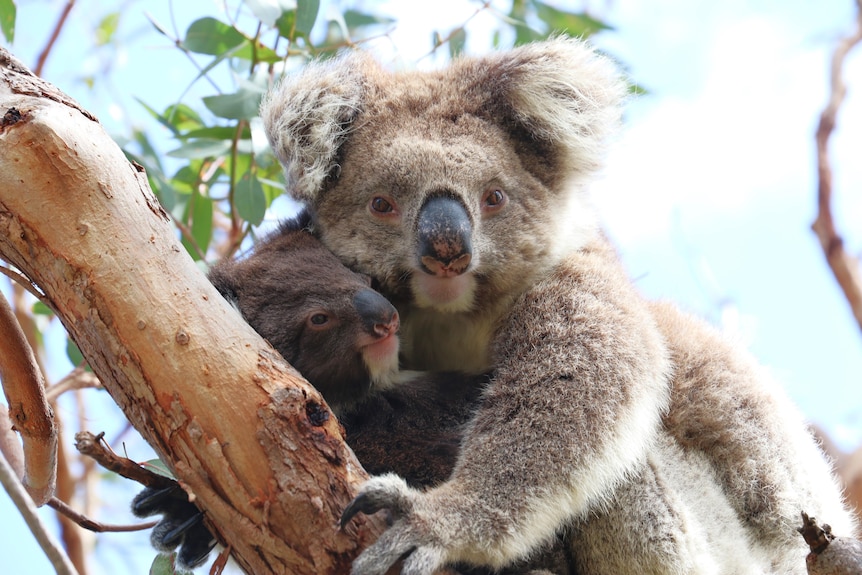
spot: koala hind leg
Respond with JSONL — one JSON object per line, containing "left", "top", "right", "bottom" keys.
{"left": 570, "top": 432, "right": 773, "bottom": 575}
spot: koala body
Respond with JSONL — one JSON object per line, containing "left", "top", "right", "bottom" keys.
{"left": 262, "top": 39, "right": 856, "bottom": 574}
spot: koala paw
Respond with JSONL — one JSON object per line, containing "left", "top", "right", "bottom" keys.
{"left": 132, "top": 485, "right": 216, "bottom": 570}
{"left": 341, "top": 474, "right": 454, "bottom": 575}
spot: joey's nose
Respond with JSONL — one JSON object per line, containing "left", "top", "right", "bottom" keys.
{"left": 354, "top": 288, "right": 399, "bottom": 338}
{"left": 417, "top": 195, "right": 473, "bottom": 277}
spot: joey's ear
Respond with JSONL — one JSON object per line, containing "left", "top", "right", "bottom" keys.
{"left": 459, "top": 37, "right": 628, "bottom": 178}
{"left": 260, "top": 52, "right": 370, "bottom": 204}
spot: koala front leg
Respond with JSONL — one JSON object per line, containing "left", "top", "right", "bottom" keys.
{"left": 344, "top": 244, "right": 671, "bottom": 574}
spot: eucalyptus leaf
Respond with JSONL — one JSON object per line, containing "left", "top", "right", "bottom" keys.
{"left": 343, "top": 9, "right": 395, "bottom": 30}
{"left": 0, "top": 0, "right": 15, "bottom": 43}
{"left": 184, "top": 17, "right": 246, "bottom": 55}
{"left": 203, "top": 87, "right": 265, "bottom": 120}
{"left": 235, "top": 173, "right": 268, "bottom": 226}
{"left": 149, "top": 552, "right": 178, "bottom": 575}
{"left": 96, "top": 12, "right": 120, "bottom": 46}
{"left": 295, "top": 0, "right": 319, "bottom": 36}
{"left": 32, "top": 301, "right": 54, "bottom": 316}
{"left": 531, "top": 1, "right": 612, "bottom": 38}
{"left": 182, "top": 191, "right": 214, "bottom": 260}
{"left": 167, "top": 139, "right": 233, "bottom": 159}
{"left": 244, "top": 0, "right": 294, "bottom": 27}
{"left": 66, "top": 338, "right": 85, "bottom": 367}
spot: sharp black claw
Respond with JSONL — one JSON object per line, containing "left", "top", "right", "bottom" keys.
{"left": 131, "top": 485, "right": 183, "bottom": 517}
{"left": 161, "top": 512, "right": 205, "bottom": 547}
{"left": 340, "top": 493, "right": 382, "bottom": 529}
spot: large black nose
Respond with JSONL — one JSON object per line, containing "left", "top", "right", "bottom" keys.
{"left": 353, "top": 288, "right": 399, "bottom": 338}
{"left": 416, "top": 195, "right": 473, "bottom": 277}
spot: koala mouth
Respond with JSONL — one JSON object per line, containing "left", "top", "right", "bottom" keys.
{"left": 411, "top": 272, "right": 476, "bottom": 312}
{"left": 360, "top": 332, "right": 400, "bottom": 389}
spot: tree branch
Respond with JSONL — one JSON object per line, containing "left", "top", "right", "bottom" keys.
{"left": 0, "top": 47, "right": 383, "bottom": 574}
{"left": 0, "top": 289, "right": 57, "bottom": 506}
{"left": 48, "top": 497, "right": 159, "bottom": 533}
{"left": 811, "top": 0, "right": 862, "bottom": 333}
{"left": 0, "top": 451, "right": 79, "bottom": 575}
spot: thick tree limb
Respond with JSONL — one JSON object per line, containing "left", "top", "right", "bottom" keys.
{"left": 812, "top": 0, "right": 862, "bottom": 333}
{"left": 0, "top": 47, "right": 383, "bottom": 574}
{"left": 0, "top": 289, "right": 57, "bottom": 505}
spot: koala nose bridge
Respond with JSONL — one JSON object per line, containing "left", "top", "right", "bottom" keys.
{"left": 354, "top": 288, "right": 399, "bottom": 338}
{"left": 416, "top": 194, "right": 473, "bottom": 277}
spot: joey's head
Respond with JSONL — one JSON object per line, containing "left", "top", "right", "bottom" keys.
{"left": 208, "top": 212, "right": 400, "bottom": 409}
{"left": 262, "top": 38, "right": 627, "bottom": 313}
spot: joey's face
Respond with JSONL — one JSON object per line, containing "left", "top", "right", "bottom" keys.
{"left": 314, "top": 110, "right": 596, "bottom": 314}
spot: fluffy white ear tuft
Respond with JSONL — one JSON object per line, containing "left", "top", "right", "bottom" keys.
{"left": 260, "top": 53, "right": 369, "bottom": 204}
{"left": 461, "top": 37, "right": 629, "bottom": 180}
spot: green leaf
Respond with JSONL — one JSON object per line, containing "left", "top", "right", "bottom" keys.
{"left": 343, "top": 9, "right": 394, "bottom": 30}
{"left": 0, "top": 0, "right": 16, "bottom": 43}
{"left": 66, "top": 338, "right": 85, "bottom": 367}
{"left": 183, "top": 17, "right": 246, "bottom": 55}
{"left": 182, "top": 191, "right": 213, "bottom": 260}
{"left": 95, "top": 12, "right": 120, "bottom": 46}
{"left": 295, "top": 0, "right": 319, "bottom": 36}
{"left": 233, "top": 41, "right": 282, "bottom": 63}
{"left": 531, "top": 1, "right": 612, "bottom": 38}
{"left": 448, "top": 28, "right": 466, "bottom": 58}
{"left": 275, "top": 9, "right": 296, "bottom": 40}
{"left": 32, "top": 301, "right": 53, "bottom": 316}
{"left": 141, "top": 458, "right": 176, "bottom": 479}
{"left": 235, "top": 173, "right": 267, "bottom": 226}
{"left": 167, "top": 138, "right": 232, "bottom": 159}
{"left": 244, "top": 0, "right": 296, "bottom": 27}
{"left": 149, "top": 552, "right": 178, "bottom": 575}
{"left": 182, "top": 125, "right": 249, "bottom": 141}
{"left": 202, "top": 87, "right": 265, "bottom": 120}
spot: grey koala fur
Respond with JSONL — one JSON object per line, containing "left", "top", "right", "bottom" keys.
{"left": 261, "top": 38, "right": 858, "bottom": 574}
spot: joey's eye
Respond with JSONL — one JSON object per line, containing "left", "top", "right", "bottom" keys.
{"left": 482, "top": 188, "right": 507, "bottom": 212}
{"left": 309, "top": 313, "right": 329, "bottom": 327}
{"left": 370, "top": 196, "right": 395, "bottom": 214}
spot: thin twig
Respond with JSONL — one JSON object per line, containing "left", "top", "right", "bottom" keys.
{"left": 45, "top": 368, "right": 101, "bottom": 402}
{"left": 47, "top": 497, "right": 158, "bottom": 533}
{"left": 0, "top": 265, "right": 52, "bottom": 308}
{"left": 34, "top": 0, "right": 76, "bottom": 76}
{"left": 74, "top": 431, "right": 175, "bottom": 490}
{"left": 419, "top": 1, "right": 493, "bottom": 62}
{"left": 811, "top": 0, "right": 862, "bottom": 333}
{"left": 0, "top": 452, "right": 79, "bottom": 575}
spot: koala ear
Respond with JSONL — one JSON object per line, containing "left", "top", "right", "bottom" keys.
{"left": 260, "top": 53, "right": 369, "bottom": 204}
{"left": 460, "top": 37, "right": 628, "bottom": 178}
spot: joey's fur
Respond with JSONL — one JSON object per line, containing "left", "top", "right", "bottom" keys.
{"left": 261, "top": 37, "right": 857, "bottom": 574}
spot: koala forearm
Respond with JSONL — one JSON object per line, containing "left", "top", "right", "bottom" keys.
{"left": 434, "top": 243, "right": 671, "bottom": 564}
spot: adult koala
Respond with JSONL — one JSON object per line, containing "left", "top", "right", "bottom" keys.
{"left": 261, "top": 39, "right": 856, "bottom": 574}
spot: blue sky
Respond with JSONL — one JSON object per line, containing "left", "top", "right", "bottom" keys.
{"left": 2, "top": 0, "right": 862, "bottom": 573}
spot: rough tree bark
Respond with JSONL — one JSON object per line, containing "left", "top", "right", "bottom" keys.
{"left": 0, "top": 48, "right": 384, "bottom": 574}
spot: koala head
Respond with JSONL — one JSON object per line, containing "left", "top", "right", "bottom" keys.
{"left": 208, "top": 213, "right": 401, "bottom": 408}
{"left": 262, "top": 38, "right": 626, "bottom": 316}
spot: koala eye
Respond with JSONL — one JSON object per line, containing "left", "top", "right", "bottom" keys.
{"left": 308, "top": 313, "right": 330, "bottom": 328}
{"left": 482, "top": 188, "right": 508, "bottom": 213}
{"left": 370, "top": 196, "right": 396, "bottom": 215}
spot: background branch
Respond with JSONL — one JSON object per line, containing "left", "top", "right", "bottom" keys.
{"left": 0, "top": 452, "right": 79, "bottom": 575}
{"left": 811, "top": 0, "right": 862, "bottom": 333}
{"left": 0, "top": 291, "right": 56, "bottom": 505}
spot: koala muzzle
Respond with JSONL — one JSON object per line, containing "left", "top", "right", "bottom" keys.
{"left": 417, "top": 195, "right": 473, "bottom": 278}
{"left": 354, "top": 288, "right": 399, "bottom": 338}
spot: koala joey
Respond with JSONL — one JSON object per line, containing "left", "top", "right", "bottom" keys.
{"left": 261, "top": 37, "right": 858, "bottom": 574}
